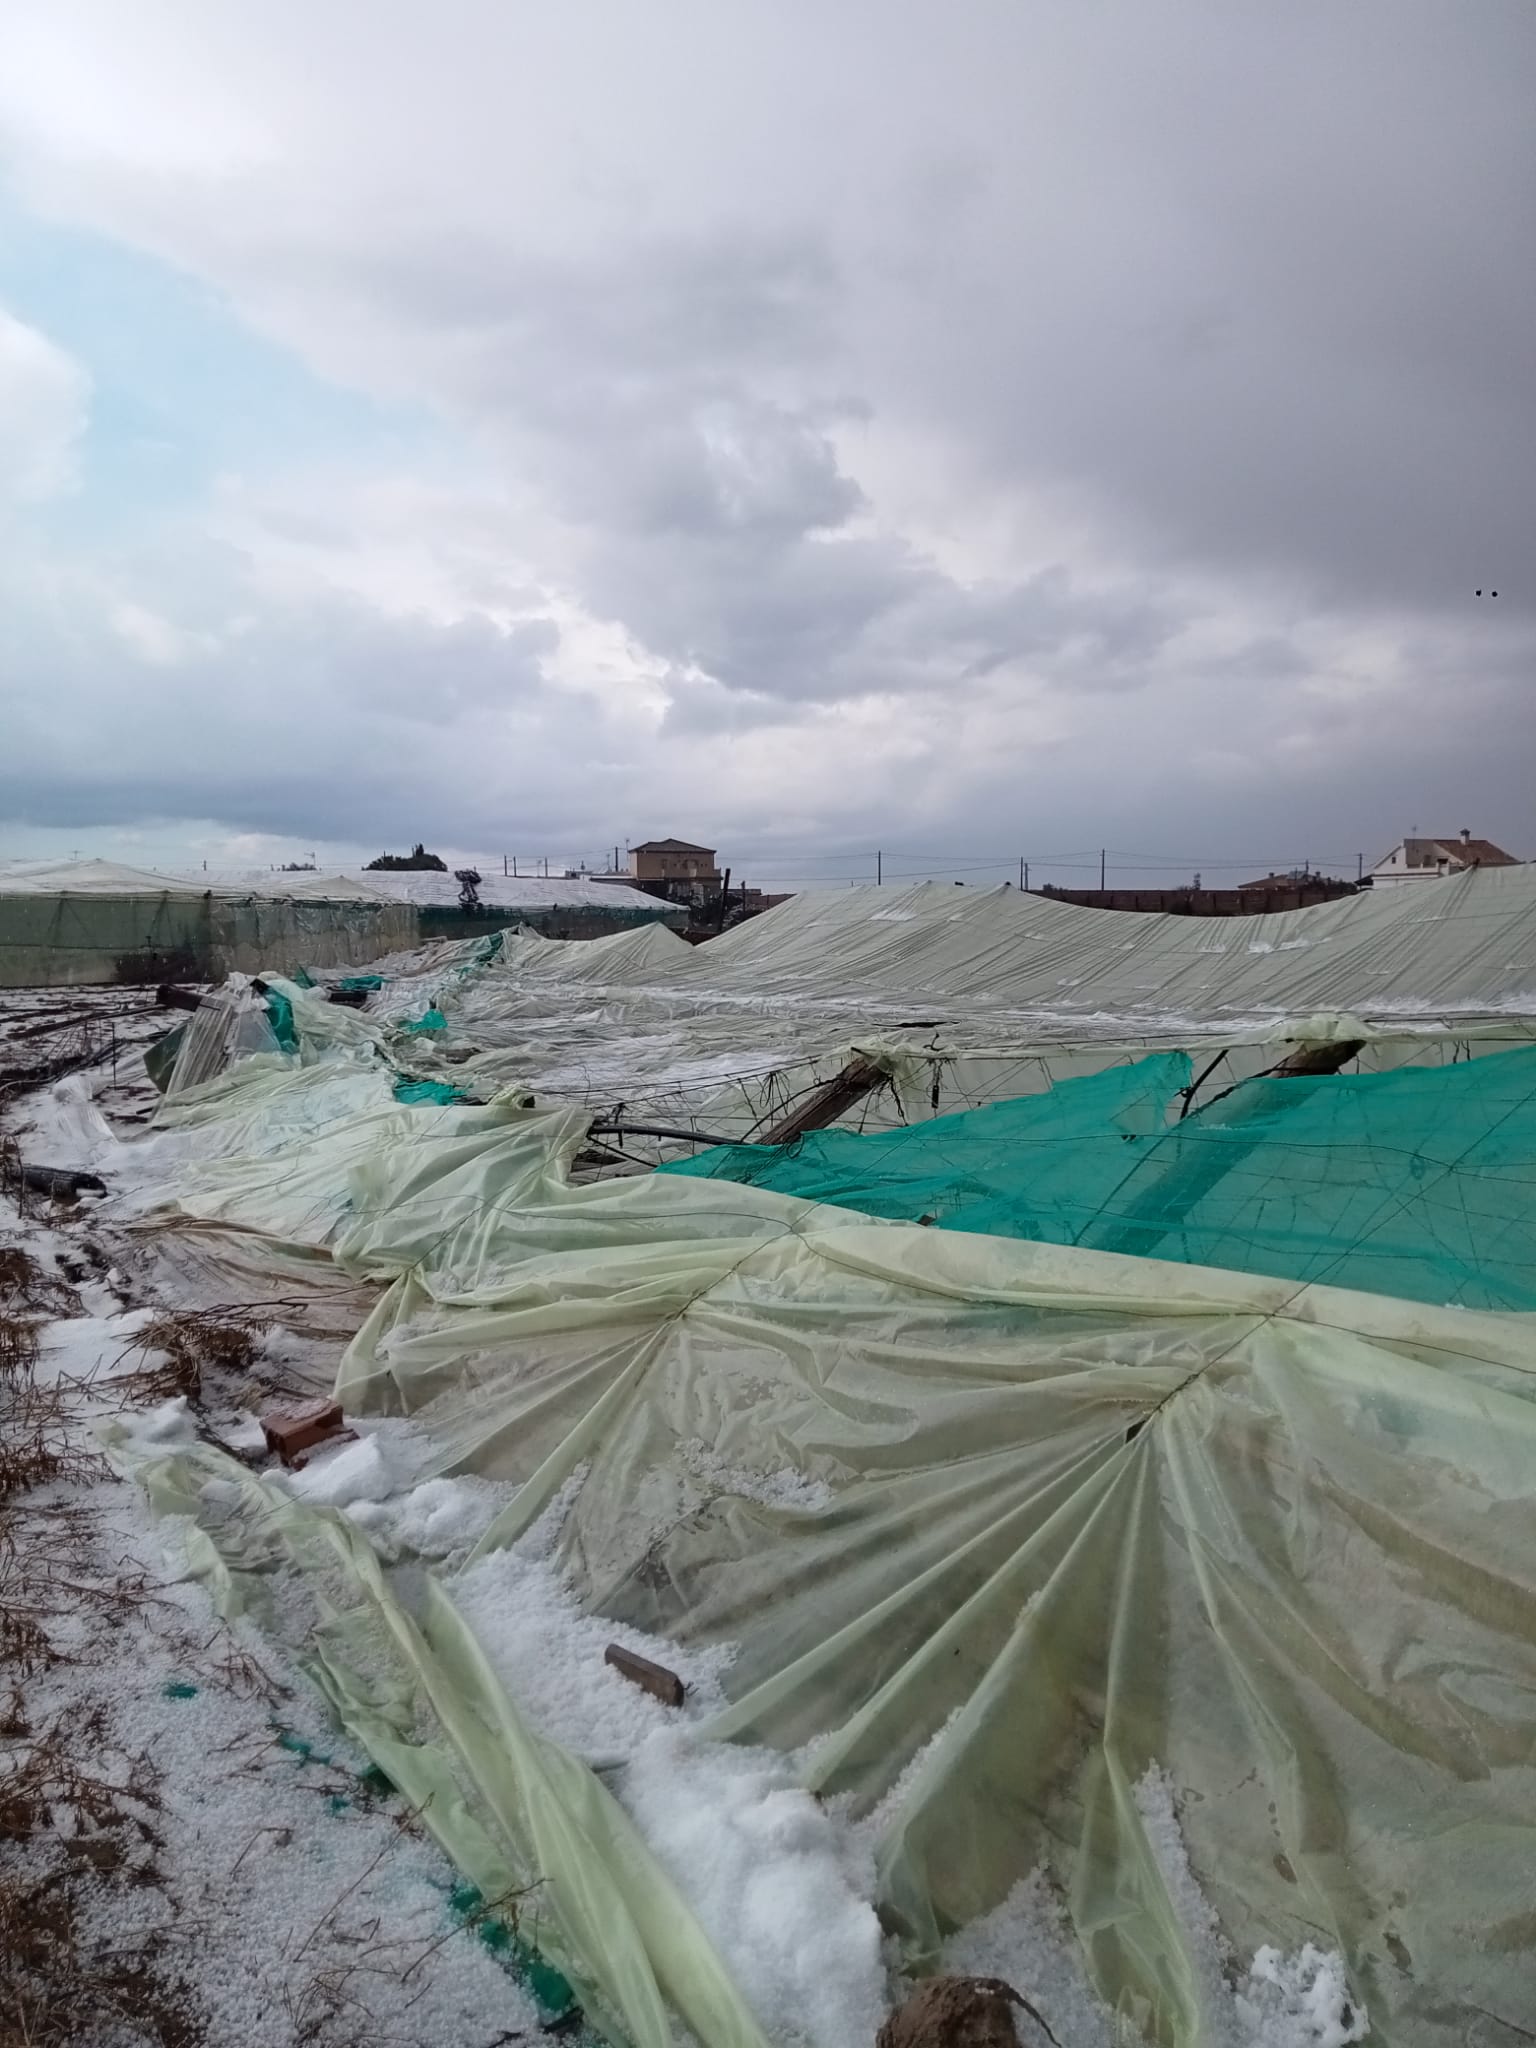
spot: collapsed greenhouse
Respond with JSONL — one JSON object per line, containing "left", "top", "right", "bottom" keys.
{"left": 4, "top": 863, "right": 1535, "bottom": 2047}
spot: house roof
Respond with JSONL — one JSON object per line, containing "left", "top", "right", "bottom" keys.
{"left": 1440, "top": 837, "right": 1517, "bottom": 866}
{"left": 631, "top": 838, "right": 716, "bottom": 855}
{"left": 1396, "top": 837, "right": 1520, "bottom": 870}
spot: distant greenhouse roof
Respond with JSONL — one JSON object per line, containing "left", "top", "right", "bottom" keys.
{"left": 0, "top": 859, "right": 396, "bottom": 902}
{"left": 197, "top": 867, "right": 683, "bottom": 913}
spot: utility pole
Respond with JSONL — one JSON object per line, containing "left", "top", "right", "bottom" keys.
{"left": 1357, "top": 852, "right": 1363, "bottom": 881}
{"left": 503, "top": 853, "right": 508, "bottom": 876}
{"left": 1019, "top": 856, "right": 1024, "bottom": 890}
{"left": 614, "top": 845, "right": 620, "bottom": 874}
{"left": 876, "top": 850, "right": 882, "bottom": 886}
{"left": 1024, "top": 862, "right": 1029, "bottom": 892}
{"left": 1100, "top": 848, "right": 1106, "bottom": 890}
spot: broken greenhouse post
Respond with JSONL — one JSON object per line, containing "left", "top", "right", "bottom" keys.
{"left": 1272, "top": 1038, "right": 1367, "bottom": 1078}
{"left": 759, "top": 1054, "right": 886, "bottom": 1146}
{"left": 604, "top": 1644, "right": 685, "bottom": 1707}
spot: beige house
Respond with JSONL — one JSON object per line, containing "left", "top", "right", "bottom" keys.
{"left": 629, "top": 839, "right": 721, "bottom": 892}
{"left": 1368, "top": 830, "right": 1520, "bottom": 887}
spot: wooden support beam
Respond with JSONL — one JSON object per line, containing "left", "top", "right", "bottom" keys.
{"left": 1272, "top": 1039, "right": 1365, "bottom": 1078}
{"left": 759, "top": 1054, "right": 885, "bottom": 1145}
{"left": 604, "top": 1644, "right": 685, "bottom": 1707}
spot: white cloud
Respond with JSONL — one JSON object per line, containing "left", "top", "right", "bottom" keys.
{"left": 110, "top": 601, "right": 215, "bottom": 666}
{"left": 0, "top": 306, "right": 90, "bottom": 501}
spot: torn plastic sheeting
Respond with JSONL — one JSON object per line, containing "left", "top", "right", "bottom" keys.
{"left": 143, "top": 1067, "right": 544, "bottom": 1252}
{"left": 99, "top": 1424, "right": 774, "bottom": 2048}
{"left": 322, "top": 1161, "right": 1536, "bottom": 2046}
{"left": 161, "top": 983, "right": 284, "bottom": 1098}
{"left": 134, "top": 1073, "right": 1536, "bottom": 2041}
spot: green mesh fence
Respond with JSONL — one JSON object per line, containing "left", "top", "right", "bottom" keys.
{"left": 663, "top": 1045, "right": 1536, "bottom": 1311}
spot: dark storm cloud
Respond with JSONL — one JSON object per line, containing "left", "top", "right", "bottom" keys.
{"left": 0, "top": 0, "right": 1531, "bottom": 866}
{"left": 846, "top": 6, "right": 1536, "bottom": 618}
{"left": 0, "top": 577, "right": 571, "bottom": 843}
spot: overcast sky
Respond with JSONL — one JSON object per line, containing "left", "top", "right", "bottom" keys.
{"left": 0, "top": 2, "right": 1532, "bottom": 889}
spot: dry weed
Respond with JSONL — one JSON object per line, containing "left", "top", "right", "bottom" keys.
{"left": 115, "top": 1306, "right": 269, "bottom": 1408}
{"left": 0, "top": 1243, "right": 80, "bottom": 1319}
{"left": 275, "top": 1818, "right": 541, "bottom": 2048}
{"left": 200, "top": 1623, "right": 292, "bottom": 1708}
{"left": 2, "top": 1387, "right": 84, "bottom": 1500}
{"left": 0, "top": 1492, "right": 171, "bottom": 1684}
{"left": 0, "top": 1313, "right": 39, "bottom": 1378}
{"left": 0, "top": 1713, "right": 193, "bottom": 2048}
{"left": 0, "top": 1374, "right": 108, "bottom": 1501}
{"left": 0, "top": 1246, "right": 39, "bottom": 1300}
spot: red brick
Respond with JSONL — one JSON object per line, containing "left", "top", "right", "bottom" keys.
{"left": 262, "top": 1399, "right": 346, "bottom": 1466}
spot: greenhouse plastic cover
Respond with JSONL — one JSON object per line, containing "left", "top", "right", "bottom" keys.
{"left": 0, "top": 857, "right": 402, "bottom": 901}
{"left": 664, "top": 1044, "right": 1536, "bottom": 1311}
{"left": 682, "top": 865, "right": 1536, "bottom": 1024}
{"left": 199, "top": 864, "right": 685, "bottom": 913}
{"left": 125, "top": 1037, "right": 1536, "bottom": 2047}
{"left": 290, "top": 867, "right": 1536, "bottom": 1164}
{"left": 364, "top": 864, "right": 1536, "bottom": 1045}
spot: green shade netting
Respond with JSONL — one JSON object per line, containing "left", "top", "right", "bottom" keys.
{"left": 401, "top": 1005, "right": 448, "bottom": 1034}
{"left": 261, "top": 987, "right": 300, "bottom": 1054}
{"left": 664, "top": 1051, "right": 1189, "bottom": 1236}
{"left": 337, "top": 972, "right": 386, "bottom": 991}
{"left": 664, "top": 1045, "right": 1536, "bottom": 1311}
{"left": 393, "top": 1076, "right": 472, "bottom": 1106}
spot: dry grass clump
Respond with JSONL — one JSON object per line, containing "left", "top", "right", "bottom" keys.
{"left": 0, "top": 1372, "right": 107, "bottom": 1502}
{"left": 0, "top": 1871, "right": 188, "bottom": 2048}
{"left": 116, "top": 1307, "right": 268, "bottom": 1407}
{"left": 0, "top": 1713, "right": 193, "bottom": 2048}
{"left": 0, "top": 1706, "right": 159, "bottom": 1848}
{"left": 0, "top": 1243, "right": 80, "bottom": 1318}
{"left": 0, "top": 1494, "right": 150, "bottom": 1681}
{"left": 0, "top": 1247, "right": 54, "bottom": 1380}
{"left": 0, "top": 1313, "right": 39, "bottom": 1378}
{"left": 1, "top": 1332, "right": 127, "bottom": 1683}
{"left": 0, "top": 1246, "right": 42, "bottom": 1301}
{"left": 0, "top": 1574, "right": 52, "bottom": 1680}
